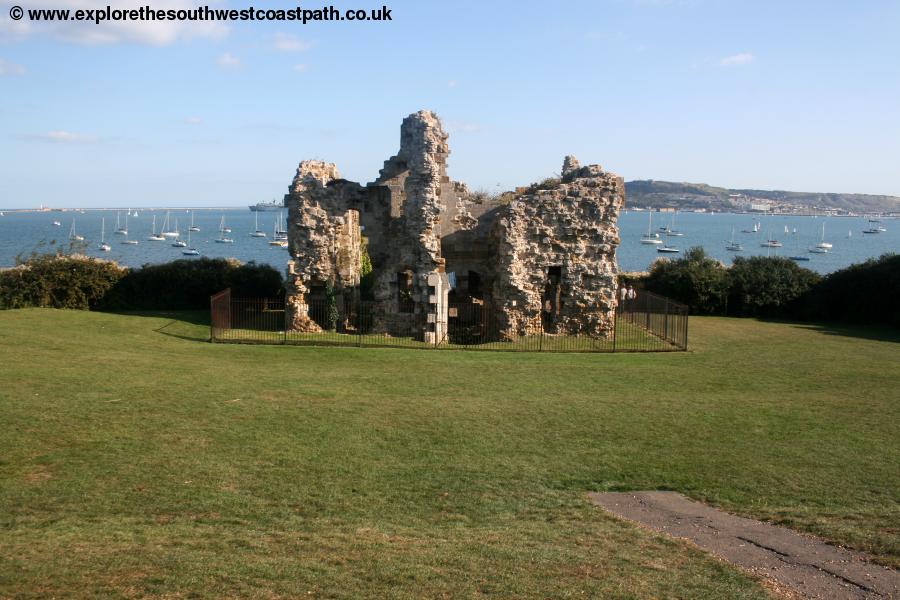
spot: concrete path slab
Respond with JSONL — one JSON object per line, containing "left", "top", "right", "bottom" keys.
{"left": 589, "top": 491, "right": 900, "bottom": 599}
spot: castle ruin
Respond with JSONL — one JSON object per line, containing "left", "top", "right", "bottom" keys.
{"left": 284, "top": 110, "right": 624, "bottom": 344}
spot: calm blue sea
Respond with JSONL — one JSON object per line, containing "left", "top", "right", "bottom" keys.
{"left": 0, "top": 208, "right": 897, "bottom": 275}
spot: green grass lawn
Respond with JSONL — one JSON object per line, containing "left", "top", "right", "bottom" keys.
{"left": 1, "top": 309, "right": 897, "bottom": 598}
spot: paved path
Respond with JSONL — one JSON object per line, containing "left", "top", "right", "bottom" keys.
{"left": 589, "top": 491, "right": 900, "bottom": 599}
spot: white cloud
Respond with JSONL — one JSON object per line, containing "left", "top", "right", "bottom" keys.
{"left": 446, "top": 121, "right": 481, "bottom": 134}
{"left": 217, "top": 52, "right": 241, "bottom": 69}
{"left": 184, "top": 116, "right": 202, "bottom": 125}
{"left": 0, "top": 58, "right": 26, "bottom": 76}
{"left": 718, "top": 53, "right": 755, "bottom": 67}
{"left": 0, "top": 0, "right": 228, "bottom": 46}
{"left": 22, "top": 130, "right": 98, "bottom": 143}
{"left": 447, "top": 80, "right": 458, "bottom": 88}
{"left": 292, "top": 63, "right": 309, "bottom": 73}
{"left": 273, "top": 32, "right": 312, "bottom": 52}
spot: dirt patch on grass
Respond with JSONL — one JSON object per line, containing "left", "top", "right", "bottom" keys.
{"left": 24, "top": 466, "right": 52, "bottom": 484}
{"left": 589, "top": 491, "right": 900, "bottom": 599}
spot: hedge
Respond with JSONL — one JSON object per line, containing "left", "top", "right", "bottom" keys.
{"left": 1, "top": 255, "right": 283, "bottom": 312}
{"left": 641, "top": 248, "right": 898, "bottom": 326}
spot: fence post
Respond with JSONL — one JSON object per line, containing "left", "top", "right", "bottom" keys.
{"left": 664, "top": 298, "right": 669, "bottom": 343}
{"left": 357, "top": 302, "right": 363, "bottom": 348}
{"left": 612, "top": 305, "right": 618, "bottom": 352}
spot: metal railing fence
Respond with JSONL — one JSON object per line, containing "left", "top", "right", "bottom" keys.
{"left": 210, "top": 288, "right": 688, "bottom": 353}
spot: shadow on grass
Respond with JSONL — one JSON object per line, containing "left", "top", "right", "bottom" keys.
{"left": 155, "top": 320, "right": 211, "bottom": 343}
{"left": 787, "top": 321, "right": 900, "bottom": 343}
{"left": 101, "top": 309, "right": 210, "bottom": 326}
{"left": 99, "top": 310, "right": 212, "bottom": 342}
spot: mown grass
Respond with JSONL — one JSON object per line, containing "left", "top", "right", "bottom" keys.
{"left": 0, "top": 309, "right": 897, "bottom": 598}
{"left": 220, "top": 316, "right": 675, "bottom": 352}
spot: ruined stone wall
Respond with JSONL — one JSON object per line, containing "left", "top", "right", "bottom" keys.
{"left": 284, "top": 112, "right": 624, "bottom": 343}
{"left": 284, "top": 160, "right": 363, "bottom": 331}
{"left": 285, "top": 112, "right": 457, "bottom": 341}
{"left": 491, "top": 156, "right": 624, "bottom": 338}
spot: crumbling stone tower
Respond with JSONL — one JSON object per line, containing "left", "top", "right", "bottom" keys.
{"left": 283, "top": 110, "right": 623, "bottom": 343}
{"left": 285, "top": 111, "right": 453, "bottom": 342}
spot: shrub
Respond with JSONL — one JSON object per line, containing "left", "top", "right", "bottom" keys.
{"left": 1, "top": 255, "right": 283, "bottom": 312}
{"left": 527, "top": 177, "right": 562, "bottom": 193}
{"left": 727, "top": 256, "right": 820, "bottom": 318}
{"left": 360, "top": 237, "right": 375, "bottom": 301}
{"left": 644, "top": 247, "right": 728, "bottom": 314}
{"left": 0, "top": 254, "right": 126, "bottom": 310}
{"left": 100, "top": 258, "right": 283, "bottom": 311}
{"left": 804, "top": 253, "right": 900, "bottom": 326}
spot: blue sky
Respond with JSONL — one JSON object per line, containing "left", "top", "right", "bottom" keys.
{"left": 1, "top": 0, "right": 899, "bottom": 208}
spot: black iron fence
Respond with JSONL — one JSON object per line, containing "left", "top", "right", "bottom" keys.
{"left": 210, "top": 289, "right": 688, "bottom": 352}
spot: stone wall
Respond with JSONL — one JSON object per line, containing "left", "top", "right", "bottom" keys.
{"left": 283, "top": 112, "right": 623, "bottom": 343}
{"left": 491, "top": 157, "right": 624, "bottom": 338}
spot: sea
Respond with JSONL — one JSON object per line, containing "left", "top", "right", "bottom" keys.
{"left": 0, "top": 208, "right": 897, "bottom": 276}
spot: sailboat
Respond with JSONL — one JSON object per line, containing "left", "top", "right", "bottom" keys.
{"left": 741, "top": 220, "right": 760, "bottom": 234}
{"left": 640, "top": 212, "right": 663, "bottom": 244}
{"left": 787, "top": 231, "right": 810, "bottom": 260}
{"left": 69, "top": 219, "right": 84, "bottom": 242}
{"left": 147, "top": 215, "right": 166, "bottom": 241}
{"left": 189, "top": 210, "right": 200, "bottom": 232}
{"left": 659, "top": 212, "right": 684, "bottom": 236}
{"left": 161, "top": 212, "right": 180, "bottom": 238}
{"left": 114, "top": 211, "right": 128, "bottom": 235}
{"left": 269, "top": 216, "right": 288, "bottom": 247}
{"left": 760, "top": 229, "right": 782, "bottom": 247}
{"left": 275, "top": 211, "right": 287, "bottom": 238}
{"left": 169, "top": 218, "right": 188, "bottom": 248}
{"left": 52, "top": 220, "right": 62, "bottom": 227}
{"left": 657, "top": 236, "right": 680, "bottom": 253}
{"left": 250, "top": 212, "right": 267, "bottom": 238}
{"left": 182, "top": 230, "right": 200, "bottom": 256}
{"left": 215, "top": 216, "right": 234, "bottom": 244}
{"left": 97, "top": 218, "right": 111, "bottom": 252}
{"left": 726, "top": 226, "right": 743, "bottom": 252}
{"left": 847, "top": 230, "right": 852, "bottom": 239}
{"left": 814, "top": 222, "right": 832, "bottom": 250}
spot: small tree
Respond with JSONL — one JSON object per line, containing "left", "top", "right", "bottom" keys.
{"left": 644, "top": 247, "right": 728, "bottom": 314}
{"left": 727, "top": 256, "right": 820, "bottom": 318}
{"left": 359, "top": 237, "right": 375, "bottom": 301}
{"left": 325, "top": 280, "right": 339, "bottom": 331}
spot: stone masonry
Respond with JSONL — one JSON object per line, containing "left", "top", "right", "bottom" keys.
{"left": 284, "top": 110, "right": 624, "bottom": 342}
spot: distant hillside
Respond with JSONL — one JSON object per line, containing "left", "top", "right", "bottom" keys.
{"left": 624, "top": 180, "right": 900, "bottom": 213}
